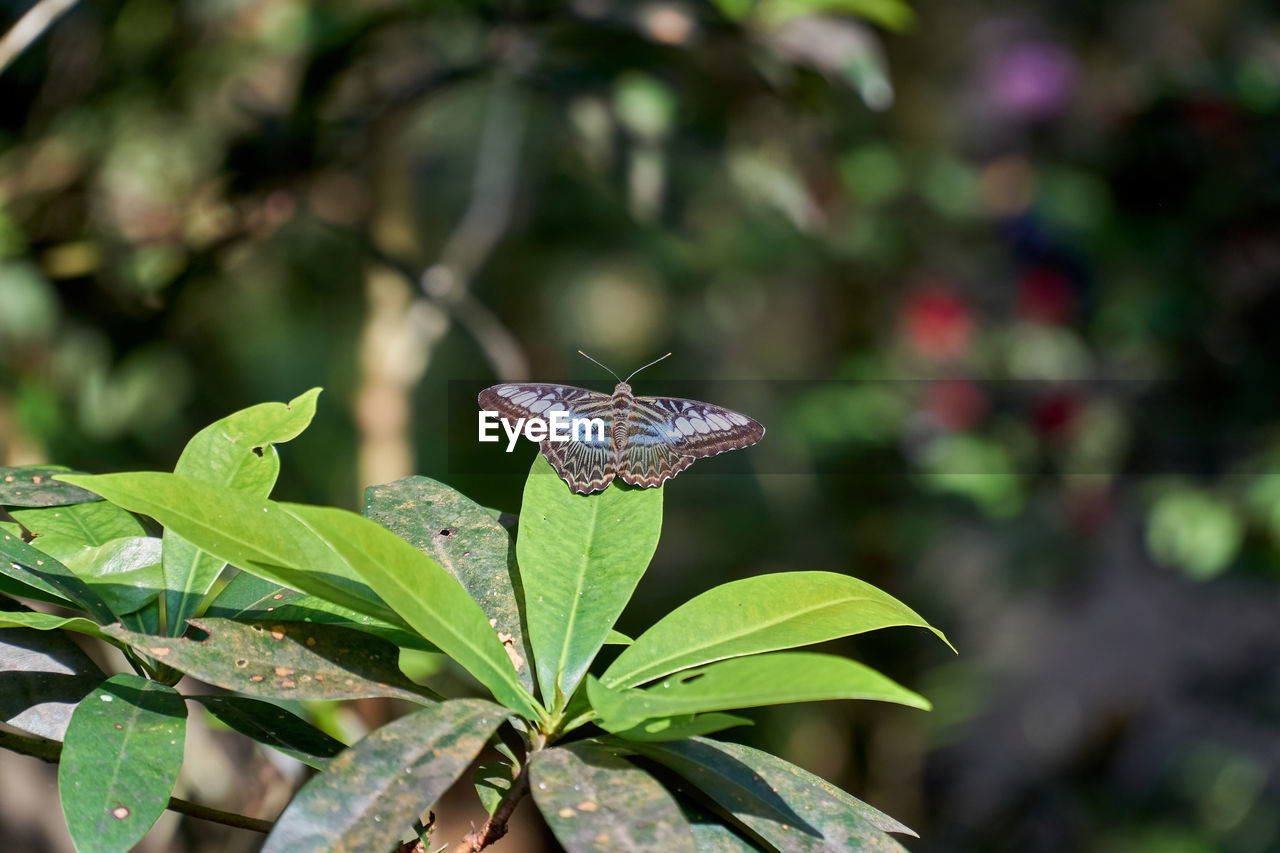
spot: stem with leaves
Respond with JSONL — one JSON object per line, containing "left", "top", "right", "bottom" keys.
{"left": 0, "top": 729, "right": 274, "bottom": 834}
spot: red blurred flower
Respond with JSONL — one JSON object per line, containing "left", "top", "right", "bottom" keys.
{"left": 924, "top": 378, "right": 987, "bottom": 431}
{"left": 1033, "top": 392, "right": 1078, "bottom": 437}
{"left": 1016, "top": 267, "right": 1074, "bottom": 324}
{"left": 901, "top": 287, "right": 974, "bottom": 361}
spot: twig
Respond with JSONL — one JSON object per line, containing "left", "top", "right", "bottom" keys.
{"left": 0, "top": 0, "right": 80, "bottom": 75}
{"left": 0, "top": 727, "right": 275, "bottom": 834}
{"left": 165, "top": 797, "right": 274, "bottom": 834}
{"left": 416, "top": 72, "right": 531, "bottom": 382}
{"left": 456, "top": 763, "right": 530, "bottom": 851}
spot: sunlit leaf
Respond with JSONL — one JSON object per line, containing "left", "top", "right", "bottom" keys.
{"left": 604, "top": 711, "right": 753, "bottom": 743}
{"left": 283, "top": 504, "right": 540, "bottom": 719}
{"left": 365, "top": 475, "right": 534, "bottom": 691}
{"left": 603, "top": 571, "right": 950, "bottom": 688}
{"left": 163, "top": 388, "right": 321, "bottom": 636}
{"left": 517, "top": 454, "right": 662, "bottom": 708}
{"left": 590, "top": 652, "right": 929, "bottom": 729}
{"left": 0, "top": 528, "right": 115, "bottom": 623}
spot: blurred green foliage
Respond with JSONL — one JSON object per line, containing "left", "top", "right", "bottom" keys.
{"left": 2, "top": 0, "right": 1280, "bottom": 851}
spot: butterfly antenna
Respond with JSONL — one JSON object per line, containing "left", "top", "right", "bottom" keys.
{"left": 578, "top": 350, "right": 624, "bottom": 383}
{"left": 624, "top": 352, "right": 672, "bottom": 383}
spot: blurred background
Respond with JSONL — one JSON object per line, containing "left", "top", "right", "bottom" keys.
{"left": 2, "top": 0, "right": 1280, "bottom": 851}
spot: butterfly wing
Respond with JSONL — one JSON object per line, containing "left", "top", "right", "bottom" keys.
{"left": 618, "top": 396, "right": 765, "bottom": 488}
{"left": 478, "top": 383, "right": 616, "bottom": 494}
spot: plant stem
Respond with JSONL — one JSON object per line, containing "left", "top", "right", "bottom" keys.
{"left": 0, "top": 728, "right": 274, "bottom": 834}
{"left": 165, "top": 797, "right": 273, "bottom": 834}
{"left": 456, "top": 762, "right": 531, "bottom": 852}
{"left": 0, "top": 0, "right": 80, "bottom": 74}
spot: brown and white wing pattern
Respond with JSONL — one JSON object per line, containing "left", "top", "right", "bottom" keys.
{"left": 618, "top": 396, "right": 765, "bottom": 488}
{"left": 478, "top": 383, "right": 616, "bottom": 494}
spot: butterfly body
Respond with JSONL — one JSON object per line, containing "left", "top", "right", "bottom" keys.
{"left": 478, "top": 378, "right": 764, "bottom": 494}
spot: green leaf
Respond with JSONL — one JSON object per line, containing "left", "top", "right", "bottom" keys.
{"left": 604, "top": 712, "right": 753, "bottom": 743}
{"left": 0, "top": 466, "right": 100, "bottom": 507}
{"left": 0, "top": 528, "right": 115, "bottom": 623}
{"left": 589, "top": 652, "right": 929, "bottom": 729}
{"left": 262, "top": 699, "right": 507, "bottom": 853}
{"left": 58, "top": 472, "right": 539, "bottom": 718}
{"left": 517, "top": 453, "right": 663, "bottom": 708}
{"left": 190, "top": 694, "right": 346, "bottom": 770}
{"left": 605, "top": 629, "right": 634, "bottom": 646}
{"left": 105, "top": 618, "right": 438, "bottom": 704}
{"left": 630, "top": 737, "right": 915, "bottom": 850}
{"left": 203, "top": 571, "right": 436, "bottom": 651}
{"left": 163, "top": 388, "right": 321, "bottom": 636}
{"left": 55, "top": 472, "right": 404, "bottom": 628}
{"left": 683, "top": 804, "right": 763, "bottom": 852}
{"left": 63, "top": 536, "right": 163, "bottom": 617}
{"left": 602, "top": 571, "right": 950, "bottom": 688}
{"left": 473, "top": 760, "right": 515, "bottom": 816}
{"left": 758, "top": 0, "right": 916, "bottom": 32}
{"left": 530, "top": 740, "right": 697, "bottom": 852}
{"left": 0, "top": 609, "right": 117, "bottom": 642}
{"left": 10, "top": 501, "right": 145, "bottom": 562}
{"left": 0, "top": 599, "right": 106, "bottom": 740}
{"left": 284, "top": 503, "right": 540, "bottom": 719}
{"left": 58, "top": 673, "right": 187, "bottom": 853}
{"left": 364, "top": 475, "right": 534, "bottom": 691}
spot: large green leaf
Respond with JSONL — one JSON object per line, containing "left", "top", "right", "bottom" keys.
{"left": 162, "top": 388, "right": 321, "bottom": 636}
{"left": 283, "top": 504, "right": 540, "bottom": 719}
{"left": 0, "top": 528, "right": 115, "bottom": 623}
{"left": 191, "top": 695, "right": 346, "bottom": 770}
{"left": 63, "top": 536, "right": 163, "bottom": 617}
{"left": 682, "top": 804, "right": 763, "bottom": 852}
{"left": 10, "top": 503, "right": 165, "bottom": 618}
{"left": 10, "top": 500, "right": 145, "bottom": 560}
{"left": 602, "top": 712, "right": 752, "bottom": 743}
{"left": 203, "top": 571, "right": 436, "bottom": 651}
{"left": 0, "top": 599, "right": 106, "bottom": 740}
{"left": 262, "top": 699, "right": 506, "bottom": 853}
{"left": 106, "top": 618, "right": 438, "bottom": 704}
{"left": 55, "top": 472, "right": 402, "bottom": 628}
{"left": 0, "top": 466, "right": 100, "bottom": 507}
{"left": 589, "top": 652, "right": 929, "bottom": 730}
{"left": 57, "top": 472, "right": 538, "bottom": 718}
{"left": 530, "top": 740, "right": 697, "bottom": 852}
{"left": 603, "top": 571, "right": 950, "bottom": 688}
{"left": 517, "top": 454, "right": 663, "bottom": 708}
{"left": 0, "top": 609, "right": 117, "bottom": 642}
{"left": 58, "top": 673, "right": 187, "bottom": 853}
{"left": 630, "top": 737, "right": 915, "bottom": 851}
{"left": 365, "top": 475, "right": 534, "bottom": 692}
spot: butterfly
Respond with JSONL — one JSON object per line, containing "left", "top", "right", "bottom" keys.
{"left": 478, "top": 352, "right": 765, "bottom": 494}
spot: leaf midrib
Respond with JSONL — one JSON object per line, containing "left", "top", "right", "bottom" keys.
{"left": 549, "top": 496, "right": 603, "bottom": 702}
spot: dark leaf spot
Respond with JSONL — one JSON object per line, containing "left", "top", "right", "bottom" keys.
{"left": 252, "top": 446, "right": 265, "bottom": 457}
